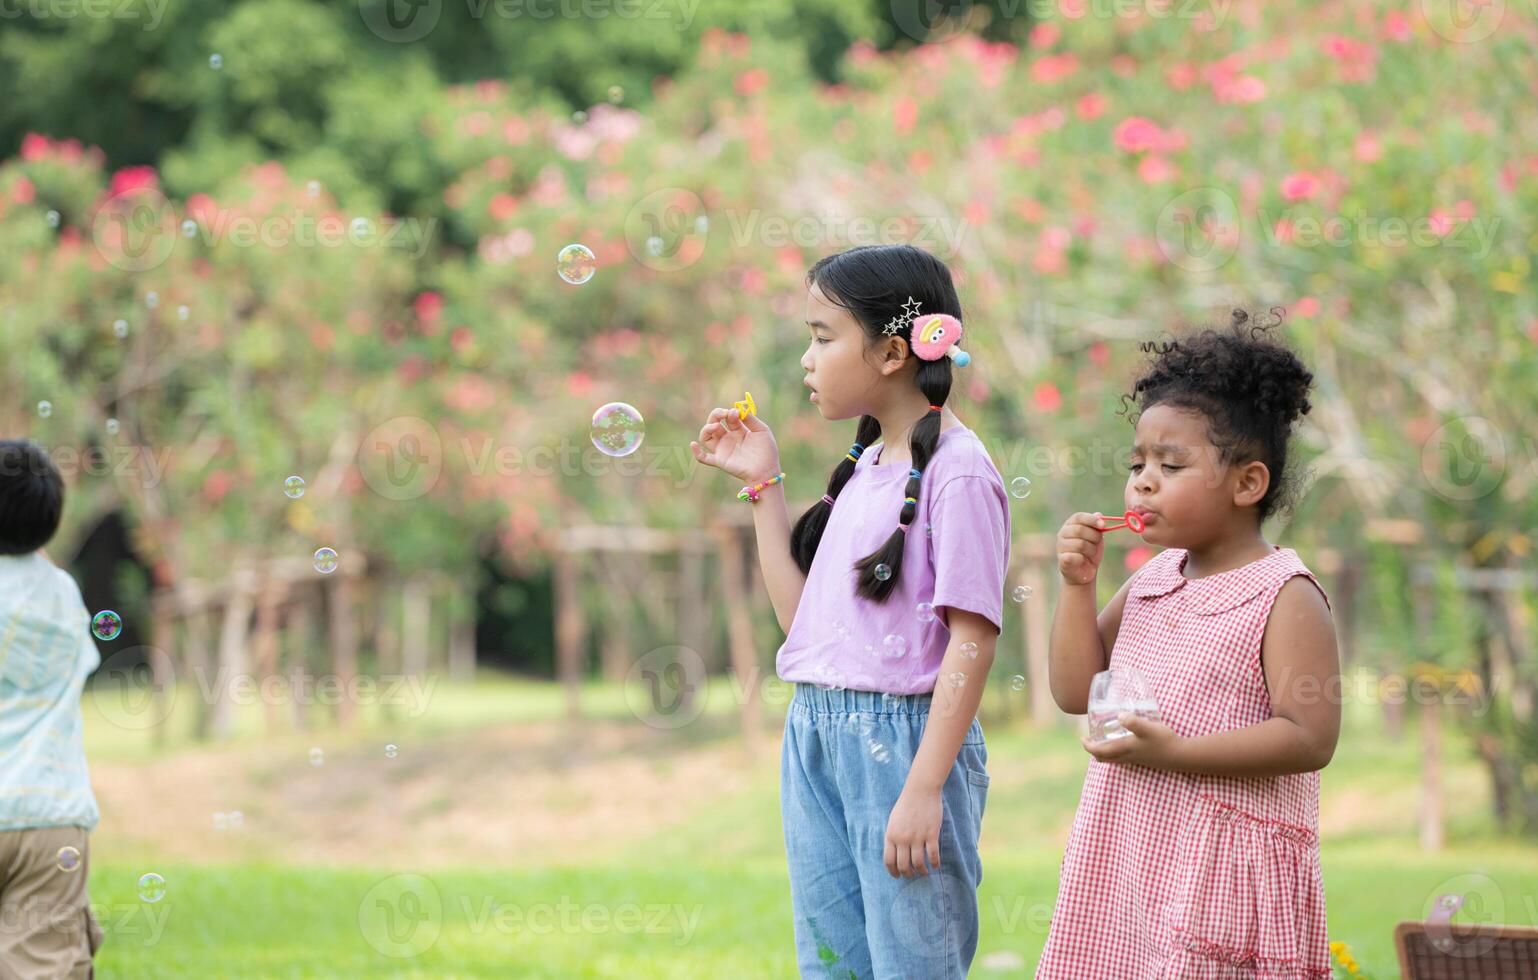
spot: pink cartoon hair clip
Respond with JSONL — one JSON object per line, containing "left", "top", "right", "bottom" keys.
{"left": 885, "top": 298, "right": 971, "bottom": 367}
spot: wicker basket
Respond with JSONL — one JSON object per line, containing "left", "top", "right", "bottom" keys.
{"left": 1396, "top": 921, "right": 1538, "bottom": 979}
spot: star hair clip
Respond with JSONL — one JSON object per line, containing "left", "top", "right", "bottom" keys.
{"left": 883, "top": 296, "right": 924, "bottom": 336}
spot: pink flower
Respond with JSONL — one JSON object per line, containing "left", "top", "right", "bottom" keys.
{"left": 1353, "top": 132, "right": 1381, "bottom": 163}
{"left": 108, "top": 165, "right": 159, "bottom": 198}
{"left": 1029, "top": 22, "right": 1060, "bottom": 48}
{"left": 202, "top": 471, "right": 233, "bottom": 505}
{"left": 1272, "top": 217, "right": 1296, "bottom": 245}
{"left": 503, "top": 117, "right": 530, "bottom": 145}
{"left": 1033, "top": 382, "right": 1062, "bottom": 412}
{"left": 1031, "top": 53, "right": 1079, "bottom": 84}
{"left": 450, "top": 327, "right": 475, "bottom": 354}
{"left": 1217, "top": 75, "right": 1267, "bottom": 104}
{"left": 489, "top": 192, "right": 518, "bottom": 221}
{"left": 566, "top": 371, "right": 593, "bottom": 397}
{"left": 20, "top": 133, "right": 51, "bottom": 161}
{"left": 1088, "top": 341, "right": 1109, "bottom": 366}
{"left": 12, "top": 177, "right": 35, "bottom": 205}
{"left": 1383, "top": 10, "right": 1412, "bottom": 42}
{"left": 1076, "top": 92, "right": 1107, "bottom": 120}
{"left": 1138, "top": 155, "right": 1177, "bottom": 184}
{"left": 734, "top": 68, "right": 769, "bottom": 97}
{"left": 1427, "top": 208, "right": 1453, "bottom": 237}
{"left": 414, "top": 291, "right": 444, "bottom": 323}
{"left": 894, "top": 96, "right": 918, "bottom": 135}
{"left": 1293, "top": 296, "right": 1320, "bottom": 317}
{"left": 1113, "top": 117, "right": 1164, "bottom": 154}
{"left": 1279, "top": 172, "right": 1321, "bottom": 201}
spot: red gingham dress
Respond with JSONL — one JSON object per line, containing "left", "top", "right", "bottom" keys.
{"left": 1036, "top": 546, "right": 1332, "bottom": 980}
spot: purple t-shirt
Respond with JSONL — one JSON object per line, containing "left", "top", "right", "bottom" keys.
{"left": 776, "top": 424, "right": 1012, "bottom": 695}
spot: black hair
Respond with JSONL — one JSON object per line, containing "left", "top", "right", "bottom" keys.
{"left": 1120, "top": 308, "right": 1314, "bottom": 521}
{"left": 790, "top": 244, "right": 963, "bottom": 601}
{"left": 0, "top": 440, "right": 65, "bottom": 555}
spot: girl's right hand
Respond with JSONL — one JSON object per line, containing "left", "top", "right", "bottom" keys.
{"left": 691, "top": 407, "right": 782, "bottom": 485}
{"left": 1057, "top": 512, "right": 1106, "bottom": 585}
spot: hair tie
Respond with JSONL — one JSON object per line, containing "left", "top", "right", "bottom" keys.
{"left": 844, "top": 442, "right": 865, "bottom": 463}
{"left": 903, "top": 496, "right": 917, "bottom": 506}
{"left": 928, "top": 404, "right": 942, "bottom": 413}
{"left": 897, "top": 523, "right": 910, "bottom": 534}
{"left": 908, "top": 468, "right": 920, "bottom": 480}
{"left": 821, "top": 494, "right": 835, "bottom": 506}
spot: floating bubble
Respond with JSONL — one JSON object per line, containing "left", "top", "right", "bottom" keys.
{"left": 284, "top": 475, "right": 306, "bottom": 499}
{"left": 589, "top": 402, "right": 645, "bottom": 457}
{"left": 874, "top": 564, "right": 892, "bottom": 582}
{"left": 948, "top": 671, "right": 967, "bottom": 689}
{"left": 882, "top": 634, "right": 908, "bottom": 659}
{"left": 213, "top": 812, "right": 228, "bottom": 831}
{"left": 350, "top": 217, "right": 371, "bottom": 237}
{"left": 137, "top": 872, "right": 165, "bottom": 903}
{"left": 645, "top": 235, "right": 665, "bottom": 258}
{"left": 385, "top": 744, "right": 398, "bottom": 759}
{"left": 959, "top": 641, "right": 979, "bottom": 659}
{"left": 91, "top": 610, "right": 122, "bottom": 641}
{"left": 209, "top": 53, "right": 223, "bottom": 70}
{"left": 925, "top": 522, "right": 933, "bottom": 538}
{"left": 56, "top": 846, "right": 81, "bottom": 873}
{"left": 1012, "top": 585, "right": 1033, "bottom": 603}
{"left": 106, "top": 419, "right": 120, "bottom": 435}
{"left": 694, "top": 215, "right": 710, "bottom": 236}
{"left": 307, "top": 180, "right": 320, "bottom": 198}
{"left": 607, "top": 85, "right": 624, "bottom": 104}
{"left": 177, "top": 305, "right": 190, "bottom": 321}
{"left": 229, "top": 810, "right": 243, "bottom": 829}
{"left": 46, "top": 210, "right": 61, "bottom": 228}
{"left": 309, "top": 747, "right": 324, "bottom": 767}
{"left": 145, "top": 291, "right": 159, "bottom": 310}
{"left": 114, "top": 319, "right": 129, "bottom": 338}
{"left": 915, "top": 602, "right": 936, "bottom": 623}
{"left": 572, "top": 110, "right": 588, "bottom": 124}
{"left": 181, "top": 219, "right": 197, "bottom": 238}
{"left": 1009, "top": 476, "right": 1032, "bottom": 499}
{"left": 868, "top": 738, "right": 891, "bottom": 763}
{"left": 37, "top": 400, "right": 52, "bottom": 418}
{"left": 881, "top": 692, "right": 901, "bottom": 708}
{"left": 313, "top": 548, "right": 338, "bottom": 574}
{"left": 1009, "top": 674, "right": 1026, "bottom": 691}
{"left": 557, "top": 243, "right": 597, "bottom": 285}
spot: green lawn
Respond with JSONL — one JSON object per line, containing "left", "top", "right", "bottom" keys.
{"left": 82, "top": 674, "right": 1538, "bottom": 977}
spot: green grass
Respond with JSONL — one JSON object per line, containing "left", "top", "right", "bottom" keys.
{"left": 82, "top": 672, "right": 1538, "bottom": 978}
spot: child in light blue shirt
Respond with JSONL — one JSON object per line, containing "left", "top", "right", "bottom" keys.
{"left": 0, "top": 439, "right": 103, "bottom": 977}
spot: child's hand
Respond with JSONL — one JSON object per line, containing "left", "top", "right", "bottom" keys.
{"left": 1082, "top": 714, "right": 1184, "bottom": 770}
{"left": 884, "top": 785, "right": 943, "bottom": 878}
{"left": 1057, "top": 512, "right": 1107, "bottom": 585}
{"left": 691, "top": 407, "right": 782, "bottom": 485}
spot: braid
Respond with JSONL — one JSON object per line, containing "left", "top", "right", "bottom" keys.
{"left": 852, "top": 358, "right": 953, "bottom": 600}
{"left": 790, "top": 414, "right": 882, "bottom": 574}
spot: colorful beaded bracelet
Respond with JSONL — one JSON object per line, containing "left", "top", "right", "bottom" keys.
{"left": 738, "top": 472, "right": 785, "bottom": 502}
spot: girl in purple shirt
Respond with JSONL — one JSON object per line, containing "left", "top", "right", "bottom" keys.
{"left": 692, "top": 244, "right": 1012, "bottom": 978}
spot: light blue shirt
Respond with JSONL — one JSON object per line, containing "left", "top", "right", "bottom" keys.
{"left": 0, "top": 552, "right": 100, "bottom": 831}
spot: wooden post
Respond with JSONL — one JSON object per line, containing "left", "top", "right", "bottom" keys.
{"left": 402, "top": 577, "right": 431, "bottom": 679}
{"left": 288, "top": 596, "right": 316, "bottom": 731}
{"left": 252, "top": 575, "right": 286, "bottom": 736}
{"left": 1019, "top": 534, "right": 1058, "bottom": 725}
{"left": 555, "top": 548, "right": 585, "bottom": 719}
{"left": 328, "top": 573, "right": 359, "bottom": 728}
{"left": 212, "top": 567, "right": 256, "bottom": 739}
{"left": 1420, "top": 694, "right": 1445, "bottom": 851}
{"left": 149, "top": 591, "right": 176, "bottom": 748}
{"left": 715, "top": 523, "right": 762, "bottom": 754}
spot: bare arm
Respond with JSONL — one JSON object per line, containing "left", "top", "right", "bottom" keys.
{"left": 1088, "top": 576, "right": 1342, "bottom": 777}
{"left": 1049, "top": 512, "right": 1132, "bottom": 714}
{"left": 746, "top": 482, "right": 807, "bottom": 633}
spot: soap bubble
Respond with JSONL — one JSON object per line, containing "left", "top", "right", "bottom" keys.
{"left": 56, "top": 846, "right": 81, "bottom": 873}
{"left": 915, "top": 602, "right": 936, "bottom": 623}
{"left": 145, "top": 291, "right": 158, "bottom": 310}
{"left": 1009, "top": 476, "right": 1032, "bottom": 499}
{"left": 589, "top": 402, "right": 645, "bottom": 457}
{"left": 307, "top": 180, "right": 320, "bottom": 198}
{"left": 284, "top": 476, "right": 306, "bottom": 499}
{"left": 695, "top": 215, "right": 710, "bottom": 235}
{"left": 114, "top": 319, "right": 129, "bottom": 338}
{"left": 309, "top": 747, "right": 324, "bottom": 767}
{"left": 350, "top": 217, "right": 371, "bottom": 237}
{"left": 177, "top": 305, "right": 190, "bottom": 321}
{"left": 36, "top": 400, "right": 52, "bottom": 418}
{"left": 91, "top": 610, "right": 123, "bottom": 641}
{"left": 948, "top": 671, "right": 967, "bottom": 689}
{"left": 385, "top": 744, "right": 398, "bottom": 759}
{"left": 209, "top": 53, "right": 223, "bottom": 70}
{"left": 959, "top": 641, "right": 979, "bottom": 659}
{"left": 137, "top": 873, "right": 166, "bottom": 903}
{"left": 1009, "top": 674, "right": 1026, "bottom": 691}
{"left": 312, "top": 548, "right": 338, "bottom": 574}
{"left": 607, "top": 85, "right": 624, "bottom": 104}
{"left": 46, "top": 210, "right": 60, "bottom": 228}
{"left": 213, "top": 812, "right": 228, "bottom": 831}
{"left": 229, "top": 810, "right": 243, "bottom": 829}
{"left": 556, "top": 243, "right": 597, "bottom": 285}
{"left": 106, "top": 419, "right": 120, "bottom": 435}
{"left": 571, "top": 110, "right": 588, "bottom": 124}
{"left": 874, "top": 564, "right": 892, "bottom": 582}
{"left": 868, "top": 738, "right": 891, "bottom": 763}
{"left": 181, "top": 220, "right": 197, "bottom": 238}
{"left": 1012, "top": 585, "right": 1033, "bottom": 603}
{"left": 881, "top": 634, "right": 908, "bottom": 659}
{"left": 645, "top": 235, "right": 665, "bottom": 258}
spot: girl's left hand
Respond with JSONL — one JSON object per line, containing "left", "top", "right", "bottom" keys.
{"left": 884, "top": 786, "right": 943, "bottom": 878}
{"left": 1082, "top": 714, "right": 1185, "bottom": 770}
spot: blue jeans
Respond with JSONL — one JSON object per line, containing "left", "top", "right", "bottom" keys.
{"left": 781, "top": 683, "right": 990, "bottom": 979}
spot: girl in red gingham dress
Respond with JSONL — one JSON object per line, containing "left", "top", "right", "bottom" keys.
{"left": 1037, "top": 311, "right": 1341, "bottom": 979}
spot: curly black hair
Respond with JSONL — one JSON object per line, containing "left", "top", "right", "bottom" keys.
{"left": 1119, "top": 308, "right": 1314, "bottom": 521}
